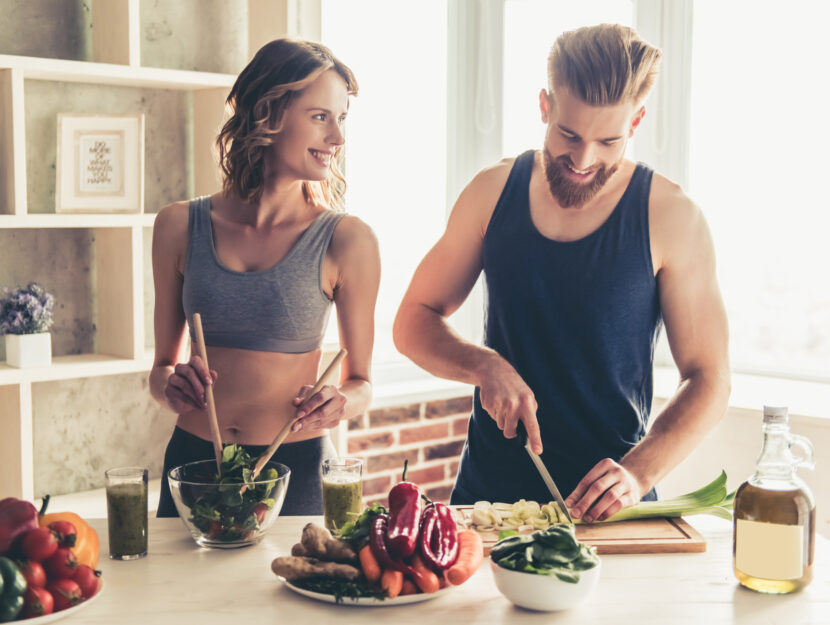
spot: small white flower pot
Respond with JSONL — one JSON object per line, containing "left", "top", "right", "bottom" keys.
{"left": 4, "top": 332, "right": 52, "bottom": 368}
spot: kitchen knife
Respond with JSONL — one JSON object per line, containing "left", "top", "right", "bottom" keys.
{"left": 517, "top": 421, "right": 573, "bottom": 523}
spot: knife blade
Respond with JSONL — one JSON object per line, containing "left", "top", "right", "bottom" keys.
{"left": 517, "top": 422, "right": 573, "bottom": 523}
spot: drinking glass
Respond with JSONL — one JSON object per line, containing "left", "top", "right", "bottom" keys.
{"left": 105, "top": 466, "right": 149, "bottom": 560}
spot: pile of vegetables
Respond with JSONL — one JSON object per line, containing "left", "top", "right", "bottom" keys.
{"left": 0, "top": 496, "right": 101, "bottom": 621}
{"left": 469, "top": 471, "right": 735, "bottom": 533}
{"left": 271, "top": 461, "right": 484, "bottom": 602}
{"left": 491, "top": 525, "right": 599, "bottom": 583}
{"left": 180, "top": 444, "right": 280, "bottom": 542}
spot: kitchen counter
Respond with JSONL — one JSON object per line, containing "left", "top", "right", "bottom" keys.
{"left": 75, "top": 516, "right": 828, "bottom": 625}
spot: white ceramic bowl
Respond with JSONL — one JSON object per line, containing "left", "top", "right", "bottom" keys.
{"left": 489, "top": 555, "right": 601, "bottom": 611}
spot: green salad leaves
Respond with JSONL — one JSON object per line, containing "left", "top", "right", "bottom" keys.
{"left": 491, "top": 524, "right": 599, "bottom": 583}
{"left": 182, "top": 444, "right": 279, "bottom": 542}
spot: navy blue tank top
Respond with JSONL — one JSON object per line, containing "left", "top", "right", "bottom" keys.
{"left": 454, "top": 150, "right": 663, "bottom": 504}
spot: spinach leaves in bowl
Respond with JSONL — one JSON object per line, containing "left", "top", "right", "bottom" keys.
{"left": 490, "top": 524, "right": 599, "bottom": 583}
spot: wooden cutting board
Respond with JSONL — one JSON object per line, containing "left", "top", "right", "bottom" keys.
{"left": 453, "top": 507, "right": 706, "bottom": 555}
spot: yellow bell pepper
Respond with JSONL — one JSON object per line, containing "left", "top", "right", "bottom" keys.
{"left": 38, "top": 495, "right": 99, "bottom": 568}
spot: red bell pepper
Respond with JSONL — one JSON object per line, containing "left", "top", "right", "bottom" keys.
{"left": 419, "top": 502, "right": 459, "bottom": 571}
{"left": 0, "top": 498, "right": 39, "bottom": 554}
{"left": 386, "top": 460, "right": 423, "bottom": 559}
{"left": 369, "top": 514, "right": 415, "bottom": 576}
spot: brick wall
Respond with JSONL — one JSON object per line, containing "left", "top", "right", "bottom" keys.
{"left": 347, "top": 395, "right": 473, "bottom": 506}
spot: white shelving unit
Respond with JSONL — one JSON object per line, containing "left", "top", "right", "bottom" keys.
{"left": 0, "top": 0, "right": 319, "bottom": 499}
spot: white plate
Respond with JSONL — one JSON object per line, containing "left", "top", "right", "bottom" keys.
{"left": 284, "top": 580, "right": 453, "bottom": 606}
{"left": 17, "top": 584, "right": 103, "bottom": 624}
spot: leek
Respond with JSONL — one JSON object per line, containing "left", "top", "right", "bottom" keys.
{"left": 578, "top": 471, "right": 733, "bottom": 524}
{"left": 465, "top": 472, "right": 735, "bottom": 534}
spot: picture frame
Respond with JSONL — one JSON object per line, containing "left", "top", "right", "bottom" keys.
{"left": 56, "top": 113, "right": 145, "bottom": 214}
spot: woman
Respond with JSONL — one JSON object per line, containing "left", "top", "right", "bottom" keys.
{"left": 150, "top": 38, "right": 380, "bottom": 517}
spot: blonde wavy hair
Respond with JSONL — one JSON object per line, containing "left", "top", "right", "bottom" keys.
{"left": 217, "top": 38, "right": 358, "bottom": 209}
{"left": 548, "top": 24, "right": 661, "bottom": 106}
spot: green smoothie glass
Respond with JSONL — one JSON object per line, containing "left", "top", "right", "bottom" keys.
{"left": 321, "top": 458, "right": 363, "bottom": 532}
{"left": 105, "top": 466, "right": 149, "bottom": 560}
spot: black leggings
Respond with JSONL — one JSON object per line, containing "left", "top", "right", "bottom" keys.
{"left": 157, "top": 426, "right": 336, "bottom": 518}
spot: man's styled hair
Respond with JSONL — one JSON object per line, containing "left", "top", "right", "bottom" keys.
{"left": 547, "top": 24, "right": 662, "bottom": 106}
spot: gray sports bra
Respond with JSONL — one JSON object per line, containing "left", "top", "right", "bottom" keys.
{"left": 181, "top": 196, "right": 345, "bottom": 353}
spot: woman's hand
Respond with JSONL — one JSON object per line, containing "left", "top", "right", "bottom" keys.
{"left": 291, "top": 384, "right": 347, "bottom": 433}
{"left": 163, "top": 355, "right": 218, "bottom": 414}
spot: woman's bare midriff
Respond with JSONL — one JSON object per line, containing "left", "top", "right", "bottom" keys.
{"left": 175, "top": 345, "right": 327, "bottom": 445}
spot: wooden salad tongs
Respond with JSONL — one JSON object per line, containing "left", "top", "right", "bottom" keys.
{"left": 241, "top": 347, "right": 348, "bottom": 494}
{"left": 191, "top": 313, "right": 224, "bottom": 474}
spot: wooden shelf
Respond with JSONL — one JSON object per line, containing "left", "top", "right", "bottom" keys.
{"left": 0, "top": 213, "right": 157, "bottom": 228}
{"left": 0, "top": 353, "right": 154, "bottom": 385}
{"left": 0, "top": 54, "right": 235, "bottom": 90}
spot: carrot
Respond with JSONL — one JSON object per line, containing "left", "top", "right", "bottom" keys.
{"left": 400, "top": 578, "right": 418, "bottom": 596}
{"left": 409, "top": 553, "right": 441, "bottom": 594}
{"left": 380, "top": 568, "right": 404, "bottom": 599}
{"left": 446, "top": 530, "right": 483, "bottom": 586}
{"left": 359, "top": 544, "right": 382, "bottom": 582}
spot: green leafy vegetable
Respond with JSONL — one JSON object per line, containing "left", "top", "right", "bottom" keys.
{"left": 491, "top": 524, "right": 599, "bottom": 583}
{"left": 183, "top": 444, "right": 279, "bottom": 542}
{"left": 585, "top": 471, "right": 733, "bottom": 524}
{"left": 291, "top": 576, "right": 388, "bottom": 603}
{"left": 337, "top": 502, "right": 388, "bottom": 549}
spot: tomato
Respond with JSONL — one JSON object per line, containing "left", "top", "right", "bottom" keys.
{"left": 48, "top": 520, "right": 78, "bottom": 548}
{"left": 21, "top": 527, "right": 59, "bottom": 562}
{"left": 72, "top": 564, "right": 101, "bottom": 599}
{"left": 43, "top": 547, "right": 78, "bottom": 579}
{"left": 19, "top": 559, "right": 47, "bottom": 588}
{"left": 207, "top": 521, "right": 227, "bottom": 539}
{"left": 22, "top": 587, "right": 54, "bottom": 618}
{"left": 46, "top": 579, "right": 82, "bottom": 611}
{"left": 253, "top": 502, "right": 268, "bottom": 525}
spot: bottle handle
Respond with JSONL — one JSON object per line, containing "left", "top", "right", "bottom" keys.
{"left": 788, "top": 433, "right": 815, "bottom": 470}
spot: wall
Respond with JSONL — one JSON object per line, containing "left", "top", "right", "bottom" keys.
{"left": 347, "top": 396, "right": 472, "bottom": 505}
{"left": 0, "top": 0, "right": 246, "bottom": 496}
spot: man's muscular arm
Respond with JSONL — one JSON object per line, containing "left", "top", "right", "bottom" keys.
{"left": 393, "top": 160, "right": 545, "bottom": 454}
{"left": 566, "top": 177, "right": 731, "bottom": 522}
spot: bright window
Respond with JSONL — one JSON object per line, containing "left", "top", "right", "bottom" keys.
{"left": 502, "top": 0, "right": 634, "bottom": 157}
{"left": 321, "top": 1, "right": 448, "bottom": 370}
{"left": 689, "top": 1, "right": 830, "bottom": 379}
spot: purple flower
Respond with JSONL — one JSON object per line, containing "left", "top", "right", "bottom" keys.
{"left": 0, "top": 282, "right": 55, "bottom": 335}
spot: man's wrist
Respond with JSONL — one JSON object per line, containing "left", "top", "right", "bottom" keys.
{"left": 469, "top": 348, "right": 501, "bottom": 387}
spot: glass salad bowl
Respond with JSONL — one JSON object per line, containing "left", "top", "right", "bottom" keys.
{"left": 168, "top": 459, "right": 290, "bottom": 549}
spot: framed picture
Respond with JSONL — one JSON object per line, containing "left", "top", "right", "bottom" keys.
{"left": 56, "top": 113, "right": 144, "bottom": 213}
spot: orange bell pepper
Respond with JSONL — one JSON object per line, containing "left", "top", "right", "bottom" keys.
{"left": 38, "top": 495, "right": 99, "bottom": 568}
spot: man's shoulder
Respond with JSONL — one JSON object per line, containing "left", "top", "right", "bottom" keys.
{"left": 459, "top": 155, "right": 524, "bottom": 215}
{"left": 648, "top": 171, "right": 700, "bottom": 228}
{"left": 471, "top": 155, "right": 522, "bottom": 194}
{"left": 648, "top": 171, "right": 711, "bottom": 269}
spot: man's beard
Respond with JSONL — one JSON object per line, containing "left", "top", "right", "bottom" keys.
{"left": 543, "top": 148, "right": 619, "bottom": 208}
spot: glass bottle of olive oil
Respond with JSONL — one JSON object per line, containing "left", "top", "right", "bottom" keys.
{"left": 733, "top": 406, "right": 815, "bottom": 593}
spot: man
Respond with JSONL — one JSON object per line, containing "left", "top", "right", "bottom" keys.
{"left": 393, "top": 24, "right": 730, "bottom": 523}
